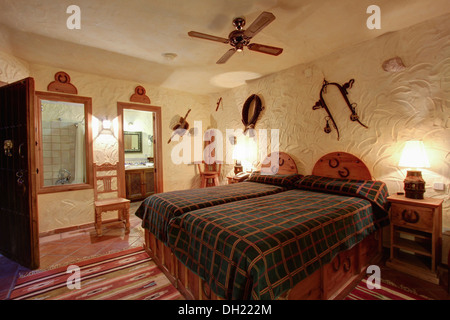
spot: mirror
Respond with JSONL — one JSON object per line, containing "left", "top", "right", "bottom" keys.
{"left": 124, "top": 131, "right": 142, "bottom": 153}
{"left": 35, "top": 91, "right": 93, "bottom": 193}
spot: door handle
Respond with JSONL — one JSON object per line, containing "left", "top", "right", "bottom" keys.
{"left": 4, "top": 140, "right": 13, "bottom": 156}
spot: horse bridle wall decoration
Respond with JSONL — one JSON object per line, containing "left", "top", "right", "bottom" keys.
{"left": 312, "top": 79, "right": 368, "bottom": 140}
{"left": 242, "top": 94, "right": 264, "bottom": 134}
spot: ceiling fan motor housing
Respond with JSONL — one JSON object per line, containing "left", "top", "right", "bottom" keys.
{"left": 229, "top": 30, "right": 249, "bottom": 51}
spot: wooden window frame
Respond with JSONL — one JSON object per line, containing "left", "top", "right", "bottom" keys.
{"left": 35, "top": 91, "right": 94, "bottom": 194}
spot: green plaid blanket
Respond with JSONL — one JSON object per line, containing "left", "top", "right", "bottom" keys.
{"left": 136, "top": 175, "right": 301, "bottom": 243}
{"left": 167, "top": 187, "right": 389, "bottom": 300}
{"left": 295, "top": 175, "right": 390, "bottom": 227}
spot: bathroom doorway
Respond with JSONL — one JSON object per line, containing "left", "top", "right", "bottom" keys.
{"left": 117, "top": 102, "right": 163, "bottom": 201}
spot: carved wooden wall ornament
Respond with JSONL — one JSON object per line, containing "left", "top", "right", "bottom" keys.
{"left": 47, "top": 71, "right": 78, "bottom": 94}
{"left": 312, "top": 79, "right": 368, "bottom": 140}
{"left": 130, "top": 86, "right": 151, "bottom": 104}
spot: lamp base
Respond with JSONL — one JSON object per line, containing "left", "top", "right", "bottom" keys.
{"left": 234, "top": 165, "right": 243, "bottom": 175}
{"left": 404, "top": 170, "right": 425, "bottom": 199}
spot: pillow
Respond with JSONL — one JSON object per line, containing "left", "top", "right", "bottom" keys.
{"left": 295, "top": 175, "right": 390, "bottom": 214}
{"left": 245, "top": 172, "right": 303, "bottom": 188}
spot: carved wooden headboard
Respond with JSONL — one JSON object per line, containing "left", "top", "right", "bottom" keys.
{"left": 260, "top": 152, "right": 298, "bottom": 175}
{"left": 312, "top": 152, "right": 371, "bottom": 180}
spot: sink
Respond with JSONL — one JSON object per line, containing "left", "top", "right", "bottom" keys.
{"left": 125, "top": 163, "right": 154, "bottom": 170}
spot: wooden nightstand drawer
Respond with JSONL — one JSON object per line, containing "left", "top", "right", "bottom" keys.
{"left": 390, "top": 203, "right": 433, "bottom": 231}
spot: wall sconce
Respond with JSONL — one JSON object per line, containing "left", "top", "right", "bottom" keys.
{"left": 102, "top": 118, "right": 112, "bottom": 131}
{"left": 399, "top": 140, "right": 430, "bottom": 199}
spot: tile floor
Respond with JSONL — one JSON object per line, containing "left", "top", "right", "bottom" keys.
{"left": 0, "top": 201, "right": 144, "bottom": 300}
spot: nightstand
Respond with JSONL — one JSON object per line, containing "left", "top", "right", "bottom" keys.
{"left": 386, "top": 194, "right": 443, "bottom": 284}
{"left": 227, "top": 176, "right": 242, "bottom": 184}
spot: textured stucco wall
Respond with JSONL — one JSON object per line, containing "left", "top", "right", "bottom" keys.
{"left": 210, "top": 14, "right": 450, "bottom": 236}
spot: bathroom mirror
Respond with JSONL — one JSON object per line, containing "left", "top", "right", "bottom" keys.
{"left": 124, "top": 131, "right": 142, "bottom": 153}
{"left": 35, "top": 91, "right": 93, "bottom": 193}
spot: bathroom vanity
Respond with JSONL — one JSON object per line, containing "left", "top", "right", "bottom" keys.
{"left": 125, "top": 165, "right": 155, "bottom": 201}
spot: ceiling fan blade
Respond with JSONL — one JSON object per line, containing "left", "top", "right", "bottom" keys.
{"left": 188, "top": 31, "right": 229, "bottom": 44}
{"left": 216, "top": 49, "right": 236, "bottom": 64}
{"left": 247, "top": 43, "right": 283, "bottom": 56}
{"left": 244, "top": 11, "right": 276, "bottom": 38}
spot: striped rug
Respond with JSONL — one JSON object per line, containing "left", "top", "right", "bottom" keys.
{"left": 9, "top": 247, "right": 184, "bottom": 300}
{"left": 344, "top": 278, "right": 432, "bottom": 300}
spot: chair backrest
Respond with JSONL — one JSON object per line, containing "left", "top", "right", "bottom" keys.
{"left": 93, "top": 162, "right": 123, "bottom": 200}
{"left": 196, "top": 161, "right": 222, "bottom": 174}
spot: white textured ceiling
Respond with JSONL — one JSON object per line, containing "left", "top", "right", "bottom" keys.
{"left": 0, "top": 0, "right": 449, "bottom": 94}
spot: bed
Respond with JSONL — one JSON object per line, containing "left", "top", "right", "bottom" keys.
{"left": 135, "top": 152, "right": 300, "bottom": 243}
{"left": 139, "top": 152, "right": 390, "bottom": 300}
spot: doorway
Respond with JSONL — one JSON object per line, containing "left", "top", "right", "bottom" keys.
{"left": 117, "top": 102, "right": 163, "bottom": 201}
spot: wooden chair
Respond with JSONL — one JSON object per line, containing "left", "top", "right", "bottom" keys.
{"left": 93, "top": 162, "right": 130, "bottom": 236}
{"left": 197, "top": 161, "right": 222, "bottom": 188}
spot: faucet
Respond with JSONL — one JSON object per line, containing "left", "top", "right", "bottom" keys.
{"left": 55, "top": 169, "right": 72, "bottom": 185}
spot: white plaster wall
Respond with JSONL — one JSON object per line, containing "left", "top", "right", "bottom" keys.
{"left": 0, "top": 51, "right": 30, "bottom": 83}
{"left": 210, "top": 14, "right": 450, "bottom": 238}
{"left": 27, "top": 64, "right": 210, "bottom": 233}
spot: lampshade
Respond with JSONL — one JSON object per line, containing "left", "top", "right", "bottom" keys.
{"left": 399, "top": 141, "right": 429, "bottom": 199}
{"left": 399, "top": 141, "right": 430, "bottom": 168}
{"left": 232, "top": 144, "right": 245, "bottom": 161}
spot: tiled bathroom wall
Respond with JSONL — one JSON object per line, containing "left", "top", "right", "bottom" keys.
{"left": 42, "top": 120, "right": 77, "bottom": 186}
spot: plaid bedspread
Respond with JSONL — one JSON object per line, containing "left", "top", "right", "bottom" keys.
{"left": 167, "top": 187, "right": 389, "bottom": 300}
{"left": 135, "top": 176, "right": 300, "bottom": 243}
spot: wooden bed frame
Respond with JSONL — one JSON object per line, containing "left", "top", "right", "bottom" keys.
{"left": 143, "top": 152, "right": 383, "bottom": 300}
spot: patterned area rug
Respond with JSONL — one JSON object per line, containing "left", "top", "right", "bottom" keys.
{"left": 344, "top": 278, "right": 432, "bottom": 300}
{"left": 9, "top": 247, "right": 184, "bottom": 300}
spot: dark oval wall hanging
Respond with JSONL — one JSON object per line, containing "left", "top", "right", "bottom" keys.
{"left": 242, "top": 94, "right": 264, "bottom": 134}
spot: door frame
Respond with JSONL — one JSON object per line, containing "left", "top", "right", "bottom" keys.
{"left": 117, "top": 102, "right": 163, "bottom": 196}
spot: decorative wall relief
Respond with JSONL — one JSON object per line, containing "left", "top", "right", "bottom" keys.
{"left": 312, "top": 79, "right": 368, "bottom": 140}
{"left": 130, "top": 85, "right": 151, "bottom": 104}
{"left": 47, "top": 71, "right": 78, "bottom": 94}
{"left": 382, "top": 57, "right": 406, "bottom": 72}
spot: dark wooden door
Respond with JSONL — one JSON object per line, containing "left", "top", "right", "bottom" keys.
{"left": 0, "top": 78, "right": 39, "bottom": 269}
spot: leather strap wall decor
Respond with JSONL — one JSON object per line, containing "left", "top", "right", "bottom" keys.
{"left": 312, "top": 79, "right": 368, "bottom": 140}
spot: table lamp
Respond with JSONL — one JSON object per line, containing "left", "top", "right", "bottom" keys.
{"left": 232, "top": 144, "right": 244, "bottom": 174}
{"left": 398, "top": 141, "right": 430, "bottom": 199}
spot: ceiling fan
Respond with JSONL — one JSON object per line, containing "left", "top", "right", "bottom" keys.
{"left": 188, "top": 11, "right": 283, "bottom": 64}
